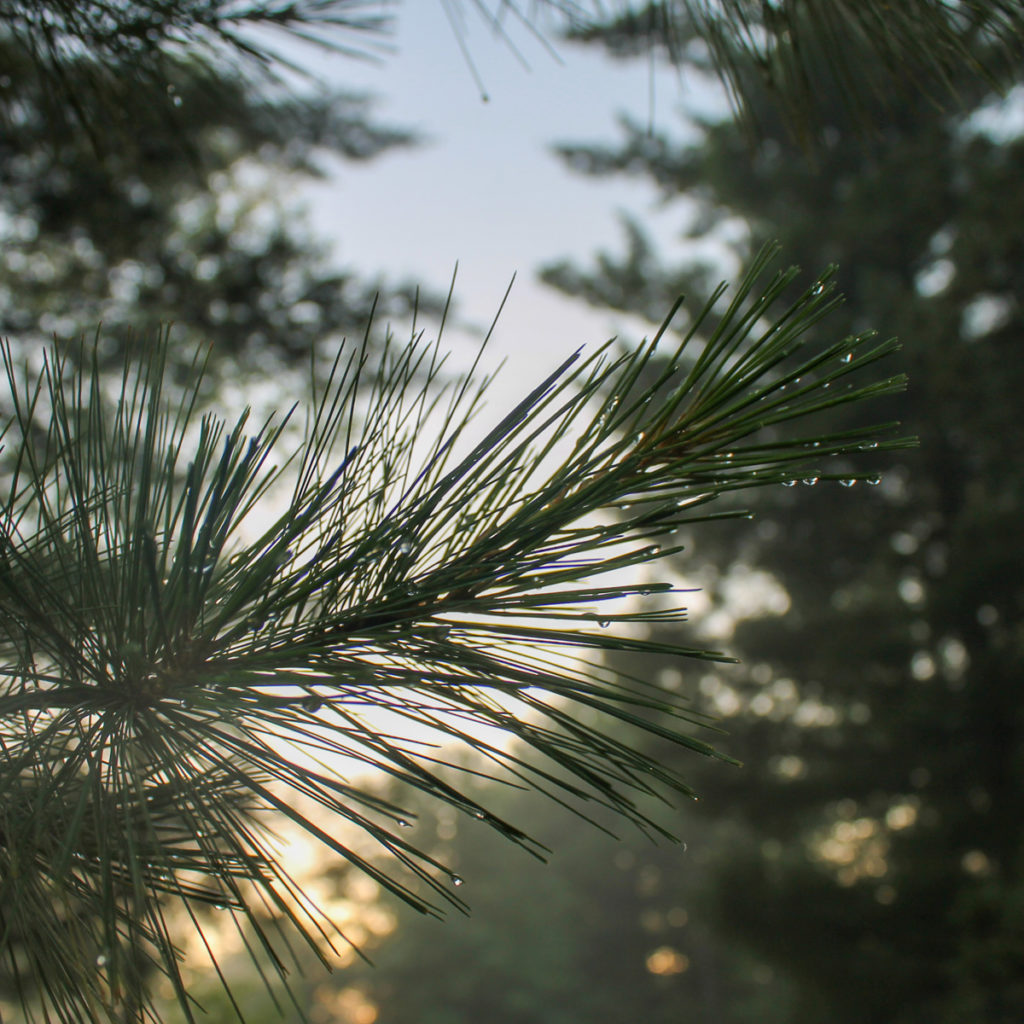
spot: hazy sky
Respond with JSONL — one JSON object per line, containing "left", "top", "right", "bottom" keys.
{"left": 278, "top": 4, "right": 727, "bottom": 405}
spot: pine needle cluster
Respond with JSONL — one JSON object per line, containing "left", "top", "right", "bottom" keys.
{"left": 0, "top": 246, "right": 912, "bottom": 1022}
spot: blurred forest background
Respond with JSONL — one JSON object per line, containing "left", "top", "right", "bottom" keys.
{"left": 2, "top": 3, "right": 1023, "bottom": 1023}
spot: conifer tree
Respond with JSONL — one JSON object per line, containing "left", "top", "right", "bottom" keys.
{"left": 542, "top": 8, "right": 1024, "bottom": 1022}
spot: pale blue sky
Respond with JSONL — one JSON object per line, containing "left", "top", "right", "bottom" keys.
{"left": 277, "top": 4, "right": 728, "bottom": 402}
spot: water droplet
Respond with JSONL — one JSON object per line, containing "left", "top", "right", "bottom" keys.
{"left": 811, "top": 282, "right": 825, "bottom": 296}
{"left": 866, "top": 475, "right": 882, "bottom": 486}
{"left": 781, "top": 480, "right": 797, "bottom": 488}
{"left": 801, "top": 477, "right": 819, "bottom": 487}
{"left": 860, "top": 441, "right": 879, "bottom": 450}
{"left": 473, "top": 810, "right": 485, "bottom": 820}
{"left": 840, "top": 479, "right": 857, "bottom": 487}
{"left": 301, "top": 697, "right": 323, "bottom": 712}
{"left": 96, "top": 953, "right": 109, "bottom": 968}
{"left": 632, "top": 432, "right": 647, "bottom": 444}
{"left": 397, "top": 538, "right": 415, "bottom": 555}
{"left": 840, "top": 352, "right": 853, "bottom": 364}
{"left": 451, "top": 874, "right": 464, "bottom": 887}
{"left": 598, "top": 619, "right": 610, "bottom": 628}
{"left": 397, "top": 819, "right": 412, "bottom": 829}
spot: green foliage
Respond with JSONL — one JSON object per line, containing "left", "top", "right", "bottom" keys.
{"left": 0, "top": 30, "right": 429, "bottom": 370}
{"left": 0, "top": 249, "right": 908, "bottom": 1021}
{"left": 0, "top": 1, "right": 393, "bottom": 149}
{"left": 564, "top": 1, "right": 1024, "bottom": 145}
{"left": 544, "top": 16, "right": 1024, "bottom": 1023}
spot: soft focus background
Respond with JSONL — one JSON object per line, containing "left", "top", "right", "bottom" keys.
{"left": 289, "top": 2, "right": 728, "bottom": 398}
{"left": 2, "top": 3, "right": 1023, "bottom": 1023}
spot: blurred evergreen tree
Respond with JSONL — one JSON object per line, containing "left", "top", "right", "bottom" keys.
{"left": 0, "top": 32, "right": 431, "bottom": 371}
{"left": 564, "top": 1, "right": 1024, "bottom": 147}
{"left": 542, "top": 19, "right": 1024, "bottom": 1024}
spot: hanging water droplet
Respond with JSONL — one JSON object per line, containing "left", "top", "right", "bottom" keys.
{"left": 781, "top": 480, "right": 797, "bottom": 487}
{"left": 301, "top": 696, "right": 323, "bottom": 712}
{"left": 96, "top": 953, "right": 109, "bottom": 968}
{"left": 167, "top": 85, "right": 182, "bottom": 107}
{"left": 840, "top": 352, "right": 853, "bottom": 364}
{"left": 811, "top": 282, "right": 825, "bottom": 295}
{"left": 397, "top": 819, "right": 412, "bottom": 829}
{"left": 397, "top": 538, "right": 415, "bottom": 555}
{"left": 801, "top": 477, "right": 819, "bottom": 486}
{"left": 451, "top": 874, "right": 464, "bottom": 887}
{"left": 598, "top": 619, "right": 610, "bottom": 628}
{"left": 860, "top": 441, "right": 879, "bottom": 450}
{"left": 632, "top": 431, "right": 647, "bottom": 444}
{"left": 473, "top": 810, "right": 485, "bottom": 820}
{"left": 839, "top": 478, "right": 857, "bottom": 487}
{"left": 866, "top": 475, "right": 882, "bottom": 486}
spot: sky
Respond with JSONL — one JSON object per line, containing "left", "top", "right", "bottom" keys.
{"left": 272, "top": 3, "right": 728, "bottom": 407}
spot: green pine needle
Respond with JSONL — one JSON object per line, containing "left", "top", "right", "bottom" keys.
{"left": 0, "top": 245, "right": 913, "bottom": 1022}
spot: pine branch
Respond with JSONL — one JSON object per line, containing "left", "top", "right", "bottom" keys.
{"left": 0, "top": 245, "right": 913, "bottom": 1022}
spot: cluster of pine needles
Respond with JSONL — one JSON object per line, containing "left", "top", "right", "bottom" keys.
{"left": 0, "top": 247, "right": 911, "bottom": 1022}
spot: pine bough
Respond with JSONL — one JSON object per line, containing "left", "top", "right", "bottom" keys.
{"left": 0, "top": 247, "right": 911, "bottom": 1022}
